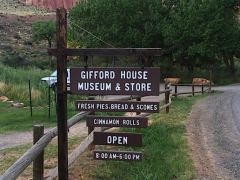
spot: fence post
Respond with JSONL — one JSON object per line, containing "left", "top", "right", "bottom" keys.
{"left": 56, "top": 8, "right": 68, "bottom": 180}
{"left": 29, "top": 80, "right": 33, "bottom": 117}
{"left": 201, "top": 84, "right": 204, "bottom": 94}
{"left": 33, "top": 125, "right": 44, "bottom": 180}
{"left": 165, "top": 84, "right": 170, "bottom": 113}
{"left": 209, "top": 69, "right": 213, "bottom": 93}
{"left": 192, "top": 84, "right": 195, "bottom": 96}
{"left": 209, "top": 81, "right": 212, "bottom": 93}
{"left": 48, "top": 85, "right": 51, "bottom": 118}
{"left": 136, "top": 97, "right": 141, "bottom": 115}
{"left": 174, "top": 84, "right": 178, "bottom": 97}
{"left": 88, "top": 96, "right": 95, "bottom": 150}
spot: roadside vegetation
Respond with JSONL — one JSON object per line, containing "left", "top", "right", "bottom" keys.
{"left": 0, "top": 63, "right": 81, "bottom": 134}
{"left": 0, "top": 63, "right": 50, "bottom": 105}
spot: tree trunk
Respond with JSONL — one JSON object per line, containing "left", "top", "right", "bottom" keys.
{"left": 223, "top": 54, "right": 230, "bottom": 69}
{"left": 229, "top": 55, "right": 235, "bottom": 76}
{"left": 48, "top": 39, "right": 52, "bottom": 48}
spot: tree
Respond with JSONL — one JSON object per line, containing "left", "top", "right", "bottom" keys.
{"left": 162, "top": 0, "right": 240, "bottom": 74}
{"left": 32, "top": 21, "right": 56, "bottom": 48}
{"left": 69, "top": 0, "right": 240, "bottom": 71}
{"left": 69, "top": 0, "right": 169, "bottom": 66}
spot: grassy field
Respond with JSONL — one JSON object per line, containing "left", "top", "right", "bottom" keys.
{"left": 67, "top": 94, "right": 208, "bottom": 180}
{"left": 0, "top": 100, "right": 78, "bottom": 134}
{"left": 0, "top": 63, "right": 52, "bottom": 106}
{"left": 0, "top": 63, "right": 88, "bottom": 134}
{"left": 0, "top": 101, "right": 55, "bottom": 134}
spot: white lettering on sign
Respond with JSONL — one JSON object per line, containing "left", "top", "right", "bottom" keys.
{"left": 94, "top": 151, "right": 142, "bottom": 161}
{"left": 120, "top": 71, "right": 148, "bottom": 80}
{"left": 71, "top": 68, "right": 160, "bottom": 95}
{"left": 136, "top": 104, "right": 158, "bottom": 111}
{"left": 78, "top": 82, "right": 111, "bottom": 91}
{"left": 122, "top": 119, "right": 140, "bottom": 126}
{"left": 93, "top": 118, "right": 120, "bottom": 125}
{"left": 110, "top": 104, "right": 128, "bottom": 110}
{"left": 78, "top": 103, "right": 95, "bottom": 110}
{"left": 77, "top": 101, "right": 158, "bottom": 112}
{"left": 96, "top": 103, "right": 109, "bottom": 110}
{"left": 107, "top": 136, "right": 128, "bottom": 145}
{"left": 125, "top": 83, "right": 151, "bottom": 92}
{"left": 80, "top": 71, "right": 115, "bottom": 79}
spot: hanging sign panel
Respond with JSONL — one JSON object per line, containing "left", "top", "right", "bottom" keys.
{"left": 94, "top": 150, "right": 142, "bottom": 161}
{"left": 87, "top": 116, "right": 148, "bottom": 128}
{"left": 93, "top": 132, "right": 142, "bottom": 147}
{"left": 70, "top": 67, "right": 160, "bottom": 96}
{"left": 76, "top": 100, "right": 159, "bottom": 113}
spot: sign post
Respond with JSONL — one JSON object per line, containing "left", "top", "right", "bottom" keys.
{"left": 56, "top": 8, "right": 68, "bottom": 180}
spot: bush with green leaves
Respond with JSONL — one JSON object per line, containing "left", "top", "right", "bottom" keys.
{"left": 1, "top": 54, "right": 29, "bottom": 68}
{"left": 69, "top": 0, "right": 166, "bottom": 48}
{"left": 32, "top": 21, "right": 56, "bottom": 48}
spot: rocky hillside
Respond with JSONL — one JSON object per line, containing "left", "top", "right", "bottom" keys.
{"left": 0, "top": 0, "right": 50, "bottom": 15}
{"left": 0, "top": 0, "right": 55, "bottom": 68}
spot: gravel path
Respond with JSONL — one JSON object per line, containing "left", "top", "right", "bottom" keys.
{"left": 188, "top": 84, "right": 240, "bottom": 179}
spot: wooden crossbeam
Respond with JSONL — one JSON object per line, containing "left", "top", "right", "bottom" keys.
{"left": 48, "top": 48, "right": 162, "bottom": 57}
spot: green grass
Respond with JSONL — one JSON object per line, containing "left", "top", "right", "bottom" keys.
{"left": 0, "top": 101, "right": 77, "bottom": 134}
{"left": 0, "top": 63, "right": 51, "bottom": 106}
{"left": 91, "top": 95, "right": 208, "bottom": 180}
{"left": 0, "top": 136, "right": 84, "bottom": 178}
{"left": 0, "top": 102, "right": 55, "bottom": 134}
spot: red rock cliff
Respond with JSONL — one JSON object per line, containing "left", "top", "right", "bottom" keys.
{"left": 25, "top": 0, "right": 79, "bottom": 10}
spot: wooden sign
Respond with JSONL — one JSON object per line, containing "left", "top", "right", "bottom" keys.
{"left": 93, "top": 132, "right": 142, "bottom": 147}
{"left": 76, "top": 100, "right": 159, "bottom": 113}
{"left": 70, "top": 67, "right": 160, "bottom": 96}
{"left": 87, "top": 116, "right": 148, "bottom": 128}
{"left": 94, "top": 150, "right": 142, "bottom": 161}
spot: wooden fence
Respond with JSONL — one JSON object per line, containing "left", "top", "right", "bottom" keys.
{"left": 171, "top": 83, "right": 212, "bottom": 97}
{"left": 0, "top": 87, "right": 172, "bottom": 180}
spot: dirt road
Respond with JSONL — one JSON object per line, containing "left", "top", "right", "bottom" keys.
{"left": 188, "top": 84, "right": 240, "bottom": 179}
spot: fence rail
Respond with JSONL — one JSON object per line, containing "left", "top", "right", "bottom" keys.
{"left": 171, "top": 83, "right": 211, "bottom": 97}
{"left": 0, "top": 89, "right": 172, "bottom": 180}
